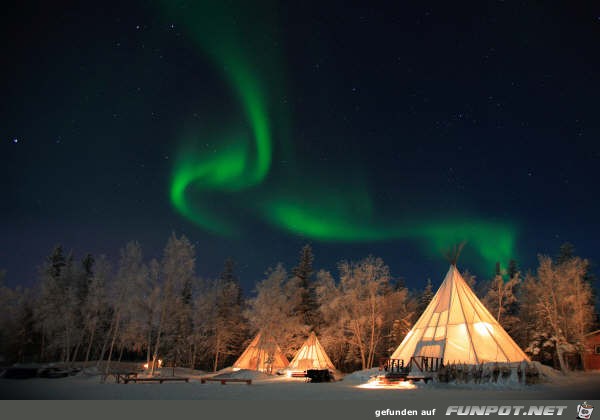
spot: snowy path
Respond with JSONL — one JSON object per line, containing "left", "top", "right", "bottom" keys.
{"left": 2, "top": 371, "right": 600, "bottom": 400}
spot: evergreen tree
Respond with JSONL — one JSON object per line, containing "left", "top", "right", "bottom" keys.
{"left": 210, "top": 260, "right": 246, "bottom": 371}
{"left": 47, "top": 245, "right": 66, "bottom": 280}
{"left": 78, "top": 254, "right": 95, "bottom": 302}
{"left": 35, "top": 246, "right": 82, "bottom": 363}
{"left": 415, "top": 278, "right": 434, "bottom": 318}
{"left": 220, "top": 258, "right": 243, "bottom": 306}
{"left": 556, "top": 242, "right": 575, "bottom": 266}
{"left": 291, "top": 244, "right": 321, "bottom": 331}
{"left": 507, "top": 259, "right": 519, "bottom": 279}
{"left": 383, "top": 280, "right": 411, "bottom": 355}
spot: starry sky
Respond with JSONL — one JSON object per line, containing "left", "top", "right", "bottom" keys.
{"left": 2, "top": 1, "right": 599, "bottom": 292}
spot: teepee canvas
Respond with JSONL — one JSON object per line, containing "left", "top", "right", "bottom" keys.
{"left": 391, "top": 265, "right": 529, "bottom": 364}
{"left": 233, "top": 331, "right": 289, "bottom": 373}
{"left": 288, "top": 332, "right": 336, "bottom": 372}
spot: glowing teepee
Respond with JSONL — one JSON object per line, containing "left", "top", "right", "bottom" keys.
{"left": 233, "top": 331, "right": 289, "bottom": 373}
{"left": 391, "top": 264, "right": 529, "bottom": 364}
{"left": 288, "top": 332, "right": 336, "bottom": 372}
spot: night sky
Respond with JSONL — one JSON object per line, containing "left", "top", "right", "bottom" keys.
{"left": 2, "top": 1, "right": 600, "bottom": 292}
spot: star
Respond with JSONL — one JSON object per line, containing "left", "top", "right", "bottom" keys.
{"left": 12, "top": 138, "right": 19, "bottom": 144}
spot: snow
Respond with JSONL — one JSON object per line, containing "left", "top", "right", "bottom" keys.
{"left": 2, "top": 366, "right": 600, "bottom": 399}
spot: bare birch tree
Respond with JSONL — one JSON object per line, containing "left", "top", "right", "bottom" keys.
{"left": 330, "top": 256, "right": 395, "bottom": 369}
{"left": 521, "top": 255, "right": 594, "bottom": 371}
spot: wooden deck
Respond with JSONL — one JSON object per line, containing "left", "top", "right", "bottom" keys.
{"left": 123, "top": 376, "right": 189, "bottom": 384}
{"left": 200, "top": 377, "right": 252, "bottom": 385}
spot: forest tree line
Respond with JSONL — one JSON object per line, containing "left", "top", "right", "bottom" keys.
{"left": 0, "top": 235, "right": 596, "bottom": 372}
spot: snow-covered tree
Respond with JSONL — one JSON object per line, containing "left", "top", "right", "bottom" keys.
{"left": 132, "top": 258, "right": 161, "bottom": 368}
{"left": 103, "top": 241, "right": 144, "bottom": 372}
{"left": 35, "top": 246, "right": 83, "bottom": 364}
{"left": 81, "top": 255, "right": 111, "bottom": 366}
{"left": 245, "top": 263, "right": 306, "bottom": 357}
{"left": 196, "top": 260, "right": 246, "bottom": 372}
{"left": 521, "top": 254, "right": 594, "bottom": 371}
{"left": 380, "top": 280, "right": 412, "bottom": 356}
{"left": 329, "top": 256, "right": 396, "bottom": 369}
{"left": 482, "top": 270, "right": 520, "bottom": 333}
{"left": 151, "top": 233, "right": 196, "bottom": 373}
{"left": 316, "top": 260, "right": 410, "bottom": 370}
{"left": 213, "top": 259, "right": 245, "bottom": 370}
{"left": 314, "top": 269, "right": 347, "bottom": 367}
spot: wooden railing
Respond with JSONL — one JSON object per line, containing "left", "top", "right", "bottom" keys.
{"left": 380, "top": 356, "right": 443, "bottom": 374}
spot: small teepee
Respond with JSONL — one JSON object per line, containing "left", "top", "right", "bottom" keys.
{"left": 288, "top": 332, "right": 336, "bottom": 372}
{"left": 233, "top": 331, "right": 289, "bottom": 374}
{"left": 391, "top": 264, "right": 529, "bottom": 365}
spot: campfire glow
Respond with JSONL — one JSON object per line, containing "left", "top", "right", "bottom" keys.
{"left": 357, "top": 378, "right": 417, "bottom": 389}
{"left": 142, "top": 359, "right": 163, "bottom": 370}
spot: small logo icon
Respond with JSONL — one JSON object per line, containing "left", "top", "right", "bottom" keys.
{"left": 577, "top": 402, "right": 594, "bottom": 419}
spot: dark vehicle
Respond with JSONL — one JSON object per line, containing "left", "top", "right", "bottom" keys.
{"left": 306, "top": 369, "right": 333, "bottom": 383}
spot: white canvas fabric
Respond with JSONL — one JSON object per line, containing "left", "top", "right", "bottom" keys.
{"left": 288, "top": 332, "right": 336, "bottom": 372}
{"left": 233, "top": 331, "right": 289, "bottom": 373}
{"left": 391, "top": 265, "right": 529, "bottom": 364}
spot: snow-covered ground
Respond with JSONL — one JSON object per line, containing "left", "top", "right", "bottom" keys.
{"left": 1, "top": 366, "right": 599, "bottom": 400}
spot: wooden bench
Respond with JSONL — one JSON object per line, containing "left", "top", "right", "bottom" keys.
{"left": 200, "top": 377, "right": 252, "bottom": 385}
{"left": 124, "top": 376, "right": 189, "bottom": 384}
{"left": 290, "top": 371, "right": 307, "bottom": 378}
{"left": 101, "top": 371, "right": 139, "bottom": 384}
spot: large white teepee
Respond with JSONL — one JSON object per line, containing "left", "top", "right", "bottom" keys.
{"left": 391, "top": 265, "right": 529, "bottom": 365}
{"left": 233, "top": 331, "right": 289, "bottom": 373}
{"left": 288, "top": 332, "right": 336, "bottom": 372}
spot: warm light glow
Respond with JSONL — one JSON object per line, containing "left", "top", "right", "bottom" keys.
{"left": 356, "top": 377, "right": 417, "bottom": 390}
{"left": 143, "top": 359, "right": 163, "bottom": 370}
{"left": 474, "top": 322, "right": 493, "bottom": 336}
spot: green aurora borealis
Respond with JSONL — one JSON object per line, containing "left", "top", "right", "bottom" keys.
{"left": 166, "top": 1, "right": 517, "bottom": 270}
